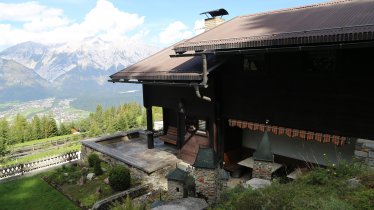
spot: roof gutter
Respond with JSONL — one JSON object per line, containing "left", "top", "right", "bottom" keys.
{"left": 108, "top": 79, "right": 203, "bottom": 87}
{"left": 194, "top": 54, "right": 212, "bottom": 102}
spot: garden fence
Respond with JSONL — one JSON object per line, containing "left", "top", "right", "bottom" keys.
{"left": 0, "top": 150, "right": 80, "bottom": 179}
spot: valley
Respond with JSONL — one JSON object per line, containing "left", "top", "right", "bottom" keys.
{"left": 0, "top": 98, "right": 89, "bottom": 123}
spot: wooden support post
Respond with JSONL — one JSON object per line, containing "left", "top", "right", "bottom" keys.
{"left": 162, "top": 108, "right": 168, "bottom": 135}
{"left": 209, "top": 118, "right": 215, "bottom": 149}
{"left": 146, "top": 107, "right": 154, "bottom": 149}
{"left": 177, "top": 112, "right": 185, "bottom": 149}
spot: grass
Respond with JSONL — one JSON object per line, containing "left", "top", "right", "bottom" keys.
{"left": 46, "top": 162, "right": 140, "bottom": 209}
{"left": 20, "top": 107, "right": 46, "bottom": 118}
{"left": 0, "top": 175, "right": 79, "bottom": 210}
{"left": 64, "top": 107, "right": 90, "bottom": 118}
{"left": 61, "top": 173, "right": 114, "bottom": 207}
{"left": 0, "top": 102, "right": 18, "bottom": 109}
{"left": 46, "top": 162, "right": 138, "bottom": 208}
{"left": 12, "top": 133, "right": 85, "bottom": 148}
{"left": 214, "top": 161, "right": 374, "bottom": 210}
{"left": 2, "top": 144, "right": 81, "bottom": 166}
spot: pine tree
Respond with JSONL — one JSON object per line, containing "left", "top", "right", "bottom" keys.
{"left": 116, "top": 114, "right": 128, "bottom": 131}
{"left": 11, "top": 114, "right": 28, "bottom": 143}
{"left": 0, "top": 118, "right": 9, "bottom": 156}
{"left": 59, "top": 123, "right": 70, "bottom": 135}
{"left": 88, "top": 121, "right": 101, "bottom": 137}
{"left": 31, "top": 115, "right": 43, "bottom": 139}
{"left": 41, "top": 115, "right": 49, "bottom": 138}
{"left": 47, "top": 115, "right": 59, "bottom": 138}
{"left": 95, "top": 105, "right": 104, "bottom": 128}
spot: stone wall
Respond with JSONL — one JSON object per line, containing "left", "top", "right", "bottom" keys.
{"left": 92, "top": 184, "right": 150, "bottom": 210}
{"left": 193, "top": 168, "right": 218, "bottom": 204}
{"left": 252, "top": 160, "right": 272, "bottom": 180}
{"left": 167, "top": 180, "right": 184, "bottom": 200}
{"left": 355, "top": 139, "right": 374, "bottom": 167}
{"left": 81, "top": 145, "right": 171, "bottom": 190}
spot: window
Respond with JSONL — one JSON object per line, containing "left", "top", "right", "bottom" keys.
{"left": 305, "top": 51, "right": 336, "bottom": 74}
{"left": 243, "top": 55, "right": 264, "bottom": 71}
{"left": 185, "top": 117, "right": 207, "bottom": 136}
{"left": 176, "top": 187, "right": 180, "bottom": 192}
{"left": 197, "top": 120, "right": 207, "bottom": 135}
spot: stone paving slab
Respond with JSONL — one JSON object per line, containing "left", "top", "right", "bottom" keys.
{"left": 152, "top": 197, "right": 208, "bottom": 210}
{"left": 82, "top": 136, "right": 180, "bottom": 174}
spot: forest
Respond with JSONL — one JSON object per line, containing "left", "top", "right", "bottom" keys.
{"left": 0, "top": 102, "right": 162, "bottom": 156}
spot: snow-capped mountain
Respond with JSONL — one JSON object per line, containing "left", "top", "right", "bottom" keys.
{"left": 0, "top": 37, "right": 158, "bottom": 103}
{"left": 0, "top": 37, "right": 159, "bottom": 82}
{"left": 0, "top": 58, "right": 51, "bottom": 101}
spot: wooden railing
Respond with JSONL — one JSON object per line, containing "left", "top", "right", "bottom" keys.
{"left": 0, "top": 150, "right": 80, "bottom": 179}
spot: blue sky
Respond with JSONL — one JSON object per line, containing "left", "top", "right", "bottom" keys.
{"left": 0, "top": 0, "right": 327, "bottom": 50}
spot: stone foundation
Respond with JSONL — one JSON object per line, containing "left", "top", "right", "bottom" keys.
{"left": 81, "top": 145, "right": 171, "bottom": 190}
{"left": 193, "top": 168, "right": 218, "bottom": 204}
{"left": 252, "top": 160, "right": 272, "bottom": 180}
{"left": 355, "top": 139, "right": 374, "bottom": 167}
{"left": 167, "top": 180, "right": 184, "bottom": 200}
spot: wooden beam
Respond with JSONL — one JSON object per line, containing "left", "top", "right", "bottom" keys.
{"left": 146, "top": 107, "right": 154, "bottom": 149}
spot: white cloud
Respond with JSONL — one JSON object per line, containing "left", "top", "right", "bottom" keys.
{"left": 0, "top": 0, "right": 145, "bottom": 49}
{"left": 194, "top": 19, "right": 205, "bottom": 35}
{"left": 0, "top": 1, "right": 63, "bottom": 22}
{"left": 81, "top": 0, "right": 144, "bottom": 36}
{"left": 158, "top": 19, "right": 206, "bottom": 45}
{"left": 159, "top": 21, "right": 193, "bottom": 45}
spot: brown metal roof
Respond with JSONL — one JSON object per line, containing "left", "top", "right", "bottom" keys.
{"left": 174, "top": 0, "right": 374, "bottom": 53}
{"left": 110, "top": 41, "right": 223, "bottom": 82}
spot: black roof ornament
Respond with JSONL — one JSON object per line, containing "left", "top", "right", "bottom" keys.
{"left": 193, "top": 147, "right": 218, "bottom": 169}
{"left": 253, "top": 120, "right": 273, "bottom": 162}
{"left": 200, "top": 8, "right": 229, "bottom": 18}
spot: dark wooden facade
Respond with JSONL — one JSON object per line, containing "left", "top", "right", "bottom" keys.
{"left": 141, "top": 45, "right": 374, "bottom": 163}
{"left": 110, "top": 1, "right": 374, "bottom": 165}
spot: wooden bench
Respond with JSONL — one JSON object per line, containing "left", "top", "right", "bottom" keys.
{"left": 223, "top": 148, "right": 245, "bottom": 177}
{"left": 159, "top": 126, "right": 177, "bottom": 145}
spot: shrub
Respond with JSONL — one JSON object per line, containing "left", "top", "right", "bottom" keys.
{"left": 94, "top": 160, "right": 103, "bottom": 175}
{"left": 347, "top": 189, "right": 374, "bottom": 210}
{"left": 109, "top": 165, "right": 131, "bottom": 191}
{"left": 304, "top": 168, "right": 330, "bottom": 185}
{"left": 47, "top": 164, "right": 81, "bottom": 185}
{"left": 88, "top": 153, "right": 100, "bottom": 167}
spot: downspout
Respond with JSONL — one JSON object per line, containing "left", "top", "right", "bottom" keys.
{"left": 194, "top": 54, "right": 212, "bottom": 101}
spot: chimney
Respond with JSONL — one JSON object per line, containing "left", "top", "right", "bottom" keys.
{"left": 200, "top": 8, "right": 228, "bottom": 31}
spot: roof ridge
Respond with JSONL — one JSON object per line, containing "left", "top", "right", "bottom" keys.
{"left": 111, "top": 40, "right": 185, "bottom": 77}
{"left": 175, "top": 15, "right": 240, "bottom": 50}
{"left": 177, "top": 24, "right": 374, "bottom": 47}
{"left": 238, "top": 0, "right": 354, "bottom": 19}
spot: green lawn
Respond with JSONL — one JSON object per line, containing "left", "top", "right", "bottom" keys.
{"left": 20, "top": 107, "right": 46, "bottom": 118}
{"left": 12, "top": 133, "right": 85, "bottom": 148}
{"left": 0, "top": 175, "right": 79, "bottom": 210}
{"left": 2, "top": 144, "right": 81, "bottom": 166}
{"left": 64, "top": 107, "right": 90, "bottom": 118}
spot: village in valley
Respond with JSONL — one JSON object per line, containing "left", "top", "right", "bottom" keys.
{"left": 1, "top": 0, "right": 374, "bottom": 210}
{"left": 0, "top": 98, "right": 89, "bottom": 123}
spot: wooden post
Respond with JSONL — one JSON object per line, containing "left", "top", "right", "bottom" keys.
{"left": 146, "top": 107, "right": 154, "bottom": 149}
{"left": 177, "top": 112, "right": 185, "bottom": 149}
{"left": 163, "top": 108, "right": 168, "bottom": 135}
{"left": 209, "top": 118, "right": 215, "bottom": 149}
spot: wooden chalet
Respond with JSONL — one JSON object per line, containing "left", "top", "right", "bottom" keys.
{"left": 110, "top": 0, "right": 374, "bottom": 174}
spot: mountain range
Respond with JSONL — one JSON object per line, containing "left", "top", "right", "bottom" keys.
{"left": 0, "top": 37, "right": 159, "bottom": 109}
